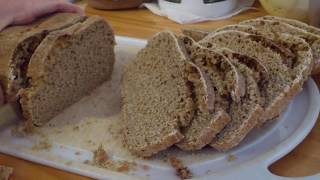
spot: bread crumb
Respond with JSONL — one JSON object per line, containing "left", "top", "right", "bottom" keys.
{"left": 48, "top": 123, "right": 55, "bottom": 127}
{"left": 87, "top": 140, "right": 92, "bottom": 144}
{"left": 227, "top": 154, "right": 237, "bottom": 162}
{"left": 65, "top": 161, "right": 72, "bottom": 166}
{"left": 93, "top": 145, "right": 109, "bottom": 165}
{"left": 142, "top": 164, "right": 150, "bottom": 171}
{"left": 73, "top": 126, "right": 80, "bottom": 131}
{"left": 84, "top": 160, "right": 90, "bottom": 165}
{"left": 54, "top": 129, "right": 62, "bottom": 134}
{"left": 89, "top": 145, "right": 135, "bottom": 173}
{"left": 75, "top": 151, "right": 81, "bottom": 155}
{"left": 116, "top": 163, "right": 129, "bottom": 172}
{"left": 0, "top": 165, "right": 13, "bottom": 180}
{"left": 168, "top": 156, "right": 192, "bottom": 179}
{"left": 31, "top": 139, "right": 52, "bottom": 151}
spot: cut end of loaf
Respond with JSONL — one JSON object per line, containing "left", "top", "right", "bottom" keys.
{"left": 19, "top": 16, "right": 115, "bottom": 126}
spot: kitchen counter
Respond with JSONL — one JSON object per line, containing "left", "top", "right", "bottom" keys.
{"left": 0, "top": 1, "right": 319, "bottom": 179}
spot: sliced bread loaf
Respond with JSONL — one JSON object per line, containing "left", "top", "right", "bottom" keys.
{"left": 240, "top": 19, "right": 320, "bottom": 74}
{"left": 199, "top": 31, "right": 294, "bottom": 122}
{"left": 121, "top": 31, "right": 212, "bottom": 157}
{"left": 18, "top": 15, "right": 115, "bottom": 126}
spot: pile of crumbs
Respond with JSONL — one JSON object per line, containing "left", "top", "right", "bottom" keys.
{"left": 168, "top": 156, "right": 192, "bottom": 179}
{"left": 85, "top": 144, "right": 137, "bottom": 173}
{"left": 0, "top": 165, "right": 13, "bottom": 180}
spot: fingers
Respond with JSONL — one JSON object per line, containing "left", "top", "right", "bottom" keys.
{"left": 39, "top": 1, "right": 84, "bottom": 17}
{"left": 54, "top": 1, "right": 84, "bottom": 15}
{"left": 12, "top": 0, "right": 84, "bottom": 25}
{"left": 0, "top": 86, "right": 4, "bottom": 106}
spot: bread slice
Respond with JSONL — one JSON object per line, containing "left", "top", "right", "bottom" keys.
{"left": 18, "top": 16, "right": 115, "bottom": 126}
{"left": 0, "top": 13, "right": 85, "bottom": 102}
{"left": 240, "top": 19, "right": 320, "bottom": 74}
{"left": 209, "top": 48, "right": 264, "bottom": 151}
{"left": 199, "top": 30, "right": 311, "bottom": 123}
{"left": 212, "top": 24, "right": 297, "bottom": 68}
{"left": 259, "top": 16, "right": 320, "bottom": 37}
{"left": 175, "top": 37, "right": 240, "bottom": 150}
{"left": 121, "top": 31, "right": 213, "bottom": 157}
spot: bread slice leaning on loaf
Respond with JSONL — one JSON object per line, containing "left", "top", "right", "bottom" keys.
{"left": 240, "top": 19, "right": 320, "bottom": 75}
{"left": 121, "top": 31, "right": 216, "bottom": 157}
{"left": 0, "top": 13, "right": 115, "bottom": 126}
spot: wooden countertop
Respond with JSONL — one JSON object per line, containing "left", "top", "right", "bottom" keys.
{"left": 1, "top": 1, "right": 320, "bottom": 180}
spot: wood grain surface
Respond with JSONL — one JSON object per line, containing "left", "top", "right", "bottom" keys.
{"left": 0, "top": 1, "right": 319, "bottom": 179}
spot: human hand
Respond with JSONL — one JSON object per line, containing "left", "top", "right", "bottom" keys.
{"left": 0, "top": 86, "right": 4, "bottom": 106}
{"left": 0, "top": 0, "right": 83, "bottom": 31}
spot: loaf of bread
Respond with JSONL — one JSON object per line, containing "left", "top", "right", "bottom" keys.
{"left": 122, "top": 16, "right": 317, "bottom": 156}
{"left": 0, "top": 13, "right": 115, "bottom": 126}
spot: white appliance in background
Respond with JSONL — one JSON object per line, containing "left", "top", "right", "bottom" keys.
{"left": 143, "top": 0, "right": 255, "bottom": 24}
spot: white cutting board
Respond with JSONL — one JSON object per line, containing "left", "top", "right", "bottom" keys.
{"left": 0, "top": 36, "right": 319, "bottom": 180}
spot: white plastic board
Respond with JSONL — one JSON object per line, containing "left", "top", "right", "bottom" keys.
{"left": 0, "top": 36, "right": 319, "bottom": 180}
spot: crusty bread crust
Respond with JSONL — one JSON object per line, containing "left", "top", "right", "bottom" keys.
{"left": 124, "top": 130, "right": 184, "bottom": 157}
{"left": 177, "top": 110, "right": 230, "bottom": 150}
{"left": 260, "top": 16, "right": 320, "bottom": 36}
